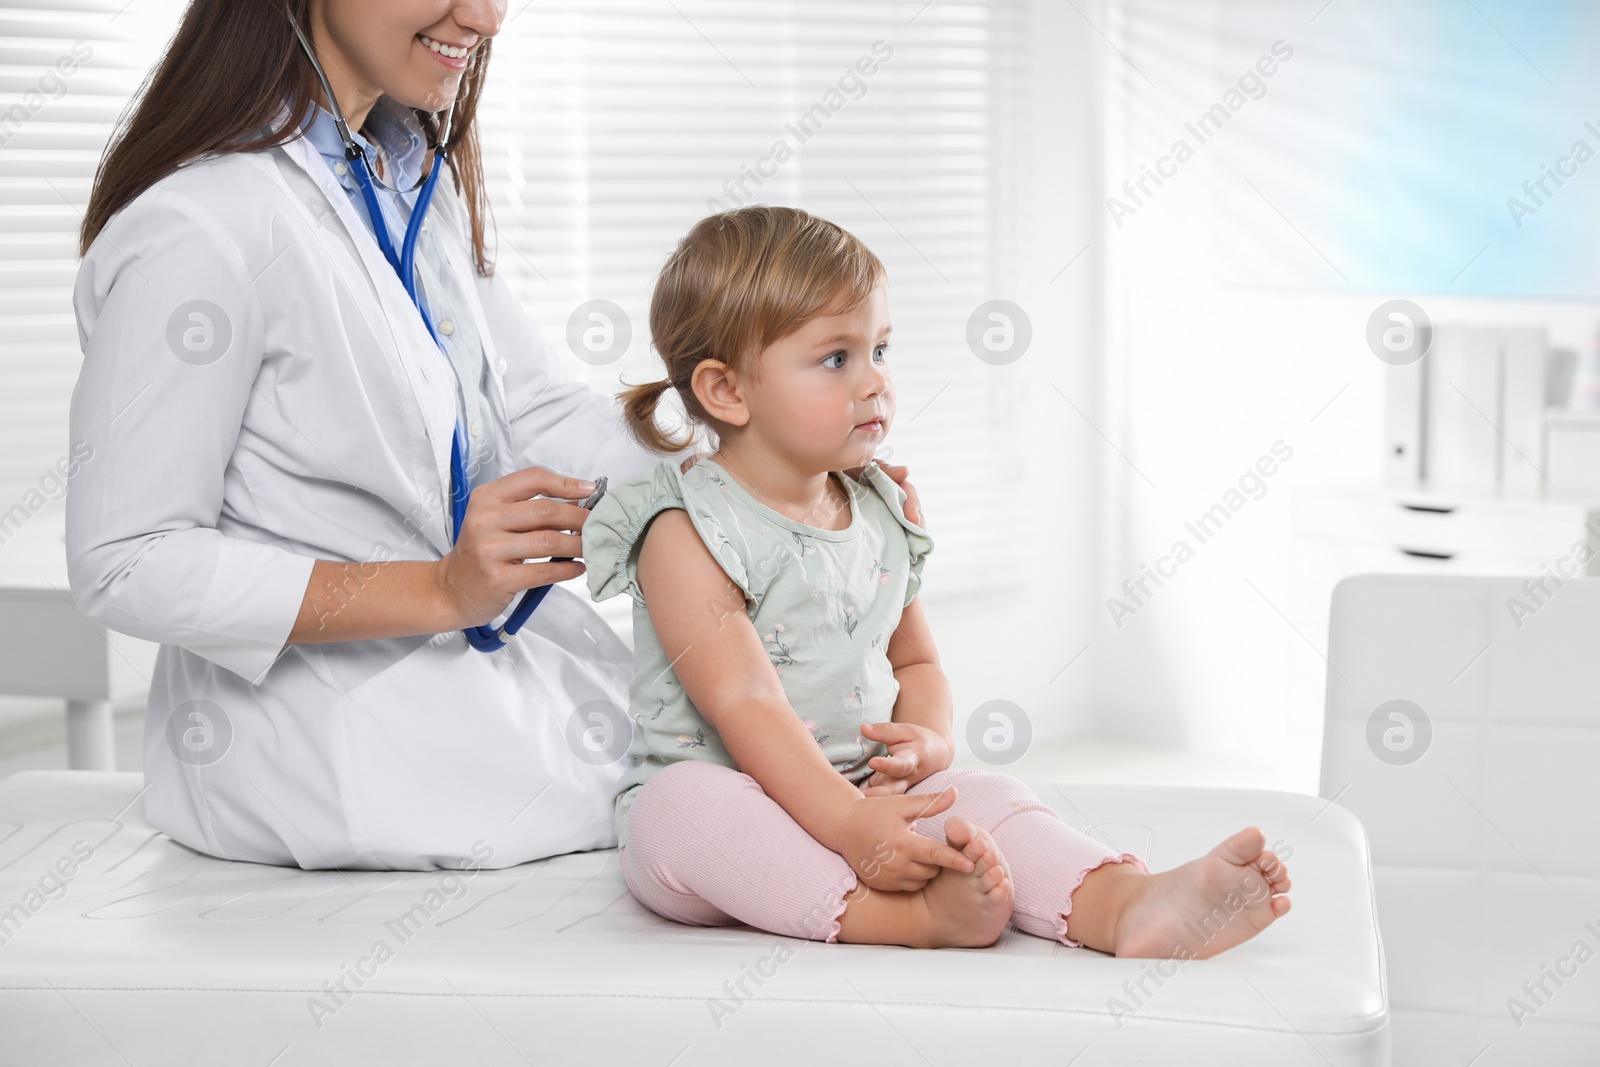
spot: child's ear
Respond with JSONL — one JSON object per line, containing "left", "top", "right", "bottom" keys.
{"left": 691, "top": 360, "right": 750, "bottom": 428}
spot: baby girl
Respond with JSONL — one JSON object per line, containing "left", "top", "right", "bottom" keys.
{"left": 582, "top": 205, "right": 1290, "bottom": 953}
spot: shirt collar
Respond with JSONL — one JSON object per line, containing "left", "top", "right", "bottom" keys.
{"left": 302, "top": 95, "right": 429, "bottom": 192}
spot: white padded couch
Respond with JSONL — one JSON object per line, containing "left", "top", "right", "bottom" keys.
{"left": 1322, "top": 575, "right": 1600, "bottom": 1066}
{"left": 0, "top": 771, "right": 1386, "bottom": 1064}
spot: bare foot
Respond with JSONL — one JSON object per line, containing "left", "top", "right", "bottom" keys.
{"left": 1111, "top": 827, "right": 1291, "bottom": 959}
{"left": 918, "top": 815, "right": 1014, "bottom": 948}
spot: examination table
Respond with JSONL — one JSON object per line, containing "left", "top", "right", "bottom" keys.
{"left": 0, "top": 771, "right": 1388, "bottom": 1065}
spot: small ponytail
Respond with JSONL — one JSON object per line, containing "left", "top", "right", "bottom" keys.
{"left": 620, "top": 377, "right": 694, "bottom": 454}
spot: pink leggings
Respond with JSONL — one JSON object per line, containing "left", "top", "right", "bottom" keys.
{"left": 619, "top": 762, "right": 1147, "bottom": 945}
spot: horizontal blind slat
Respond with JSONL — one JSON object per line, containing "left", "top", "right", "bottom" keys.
{"left": 0, "top": 1, "right": 1026, "bottom": 595}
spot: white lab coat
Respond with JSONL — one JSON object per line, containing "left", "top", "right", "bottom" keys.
{"left": 67, "top": 126, "right": 658, "bottom": 870}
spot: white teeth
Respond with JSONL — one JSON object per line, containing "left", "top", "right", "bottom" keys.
{"left": 419, "top": 34, "right": 470, "bottom": 59}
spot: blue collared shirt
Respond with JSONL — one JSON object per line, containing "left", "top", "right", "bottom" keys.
{"left": 299, "top": 97, "right": 495, "bottom": 492}
{"left": 302, "top": 97, "right": 431, "bottom": 314}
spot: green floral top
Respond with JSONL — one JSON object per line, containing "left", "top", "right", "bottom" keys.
{"left": 582, "top": 457, "right": 934, "bottom": 847}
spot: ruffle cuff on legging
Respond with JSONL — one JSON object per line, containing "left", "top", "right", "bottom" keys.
{"left": 795, "top": 869, "right": 860, "bottom": 944}
{"left": 1053, "top": 852, "right": 1150, "bottom": 949}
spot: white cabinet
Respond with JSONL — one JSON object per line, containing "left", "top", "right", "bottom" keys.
{"left": 1287, "top": 484, "right": 1600, "bottom": 778}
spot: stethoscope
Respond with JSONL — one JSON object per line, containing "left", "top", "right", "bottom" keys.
{"left": 290, "top": 20, "right": 605, "bottom": 652}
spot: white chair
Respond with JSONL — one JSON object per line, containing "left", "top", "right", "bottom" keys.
{"left": 1321, "top": 574, "right": 1600, "bottom": 1066}
{"left": 0, "top": 511, "right": 156, "bottom": 769}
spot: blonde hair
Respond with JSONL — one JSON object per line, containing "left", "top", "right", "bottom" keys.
{"left": 621, "top": 205, "right": 886, "bottom": 453}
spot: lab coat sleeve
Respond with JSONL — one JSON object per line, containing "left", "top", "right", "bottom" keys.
{"left": 473, "top": 270, "right": 674, "bottom": 487}
{"left": 66, "top": 182, "right": 316, "bottom": 686}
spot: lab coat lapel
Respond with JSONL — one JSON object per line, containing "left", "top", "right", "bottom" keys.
{"left": 427, "top": 189, "right": 510, "bottom": 427}
{"left": 274, "top": 133, "right": 459, "bottom": 551}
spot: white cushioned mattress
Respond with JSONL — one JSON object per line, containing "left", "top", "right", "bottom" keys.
{"left": 0, "top": 771, "right": 1388, "bottom": 1065}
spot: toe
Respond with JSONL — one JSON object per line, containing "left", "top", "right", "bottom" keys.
{"left": 1254, "top": 852, "right": 1288, "bottom": 889}
{"left": 1215, "top": 826, "right": 1267, "bottom": 866}
{"left": 1271, "top": 896, "right": 1292, "bottom": 918}
{"left": 968, "top": 828, "right": 998, "bottom": 865}
{"left": 1256, "top": 852, "right": 1291, "bottom": 890}
{"left": 944, "top": 815, "right": 976, "bottom": 851}
{"left": 969, "top": 831, "right": 1010, "bottom": 886}
{"left": 981, "top": 861, "right": 1006, "bottom": 891}
{"left": 958, "top": 824, "right": 996, "bottom": 865}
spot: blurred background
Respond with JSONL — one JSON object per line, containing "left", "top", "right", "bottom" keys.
{"left": 2, "top": 0, "right": 1596, "bottom": 795}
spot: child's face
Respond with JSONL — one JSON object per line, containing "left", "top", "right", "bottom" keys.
{"left": 742, "top": 285, "right": 894, "bottom": 472}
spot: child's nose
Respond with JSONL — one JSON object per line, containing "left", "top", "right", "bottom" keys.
{"left": 861, "top": 362, "right": 890, "bottom": 397}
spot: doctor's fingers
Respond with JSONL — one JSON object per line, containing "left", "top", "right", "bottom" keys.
{"left": 497, "top": 497, "right": 593, "bottom": 535}
{"left": 485, "top": 466, "right": 597, "bottom": 504}
{"left": 505, "top": 558, "right": 587, "bottom": 593}
{"left": 876, "top": 462, "right": 925, "bottom": 527}
{"left": 489, "top": 529, "right": 585, "bottom": 563}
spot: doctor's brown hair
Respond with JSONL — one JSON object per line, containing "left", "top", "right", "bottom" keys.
{"left": 78, "top": 0, "right": 495, "bottom": 275}
{"left": 623, "top": 206, "right": 886, "bottom": 453}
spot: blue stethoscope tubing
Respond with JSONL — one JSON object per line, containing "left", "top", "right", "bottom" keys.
{"left": 291, "top": 19, "right": 601, "bottom": 652}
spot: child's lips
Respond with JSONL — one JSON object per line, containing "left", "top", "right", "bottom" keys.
{"left": 855, "top": 418, "right": 886, "bottom": 433}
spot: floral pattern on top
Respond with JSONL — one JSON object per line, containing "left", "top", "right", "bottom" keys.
{"left": 582, "top": 456, "right": 934, "bottom": 847}
{"left": 763, "top": 624, "right": 794, "bottom": 666}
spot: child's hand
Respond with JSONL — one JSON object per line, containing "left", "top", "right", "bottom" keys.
{"left": 838, "top": 788, "right": 973, "bottom": 892}
{"left": 858, "top": 721, "right": 953, "bottom": 796}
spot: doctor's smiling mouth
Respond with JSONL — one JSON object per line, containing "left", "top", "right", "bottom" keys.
{"left": 304, "top": 0, "right": 504, "bottom": 121}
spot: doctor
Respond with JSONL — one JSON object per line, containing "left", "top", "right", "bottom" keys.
{"left": 67, "top": 0, "right": 933, "bottom": 872}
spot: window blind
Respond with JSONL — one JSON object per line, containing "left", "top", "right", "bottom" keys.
{"left": 4, "top": 0, "right": 1027, "bottom": 605}
{"left": 477, "top": 0, "right": 1029, "bottom": 600}
{"left": 0, "top": 0, "right": 184, "bottom": 528}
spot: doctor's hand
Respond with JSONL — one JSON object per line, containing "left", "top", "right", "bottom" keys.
{"left": 844, "top": 460, "right": 924, "bottom": 527}
{"left": 432, "top": 467, "right": 597, "bottom": 628}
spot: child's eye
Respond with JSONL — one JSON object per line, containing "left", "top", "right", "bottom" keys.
{"left": 822, "top": 351, "right": 846, "bottom": 369}
{"left": 873, "top": 343, "right": 890, "bottom": 363}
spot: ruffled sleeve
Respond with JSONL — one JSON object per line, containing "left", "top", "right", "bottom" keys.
{"left": 858, "top": 462, "right": 934, "bottom": 606}
{"left": 583, "top": 458, "right": 758, "bottom": 609}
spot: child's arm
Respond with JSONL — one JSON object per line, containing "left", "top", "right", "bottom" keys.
{"left": 859, "top": 596, "right": 956, "bottom": 795}
{"left": 635, "top": 509, "right": 972, "bottom": 890}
